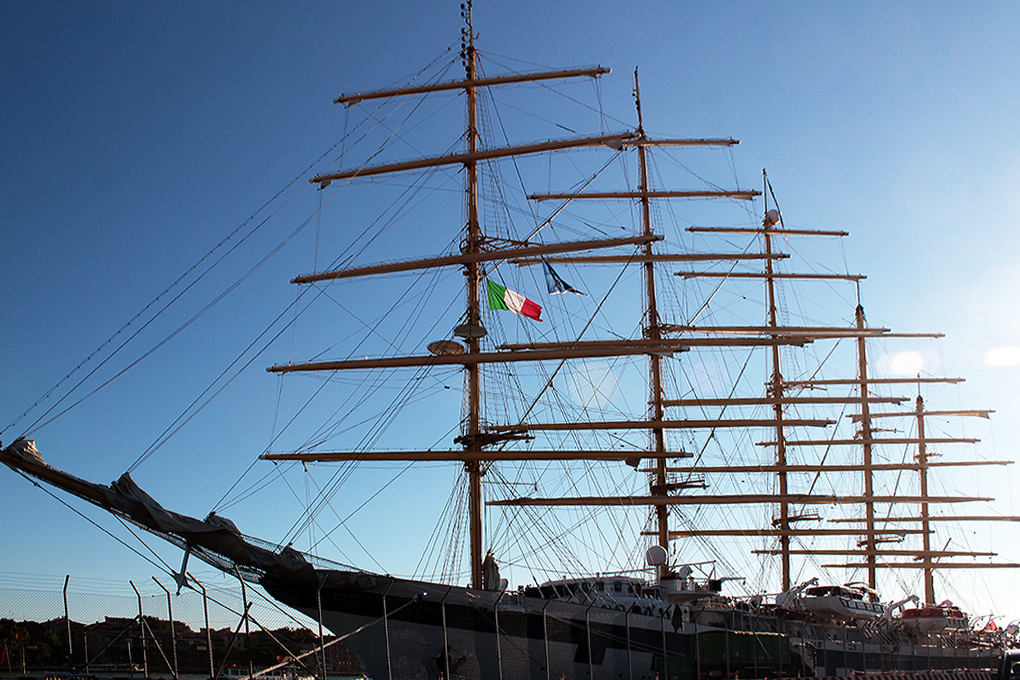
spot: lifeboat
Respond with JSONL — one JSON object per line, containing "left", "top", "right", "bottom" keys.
{"left": 900, "top": 600, "right": 969, "bottom": 632}
{"left": 798, "top": 583, "right": 885, "bottom": 621}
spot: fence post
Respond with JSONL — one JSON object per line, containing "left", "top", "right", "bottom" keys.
{"left": 131, "top": 581, "right": 149, "bottom": 679}
{"left": 441, "top": 587, "right": 453, "bottom": 680}
{"left": 542, "top": 601, "right": 551, "bottom": 680}
{"left": 316, "top": 575, "right": 327, "bottom": 680}
{"left": 63, "top": 575, "right": 73, "bottom": 671}
{"left": 153, "top": 577, "right": 179, "bottom": 680}
{"left": 233, "top": 568, "right": 253, "bottom": 680}
{"left": 84, "top": 622, "right": 90, "bottom": 674}
{"left": 193, "top": 576, "right": 215, "bottom": 680}
{"left": 494, "top": 592, "right": 505, "bottom": 680}
{"left": 382, "top": 581, "right": 394, "bottom": 680}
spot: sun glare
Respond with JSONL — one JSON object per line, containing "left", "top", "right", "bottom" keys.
{"left": 889, "top": 350, "right": 925, "bottom": 375}
{"left": 983, "top": 346, "right": 1020, "bottom": 367}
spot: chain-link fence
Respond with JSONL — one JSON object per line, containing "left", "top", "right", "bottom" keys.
{"left": 0, "top": 571, "right": 362, "bottom": 679}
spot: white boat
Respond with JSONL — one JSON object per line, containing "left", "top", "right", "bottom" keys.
{"left": 900, "top": 601, "right": 970, "bottom": 633}
{"left": 797, "top": 584, "right": 885, "bottom": 622}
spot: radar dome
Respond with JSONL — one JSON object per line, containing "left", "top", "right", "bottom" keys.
{"left": 645, "top": 545, "right": 668, "bottom": 566}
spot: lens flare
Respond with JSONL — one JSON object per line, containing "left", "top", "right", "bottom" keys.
{"left": 983, "top": 346, "right": 1020, "bottom": 367}
{"left": 889, "top": 350, "right": 925, "bottom": 375}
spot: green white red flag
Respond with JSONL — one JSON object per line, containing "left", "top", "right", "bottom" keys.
{"left": 487, "top": 279, "right": 542, "bottom": 321}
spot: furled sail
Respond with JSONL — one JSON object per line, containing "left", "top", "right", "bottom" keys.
{"left": 0, "top": 438, "right": 316, "bottom": 582}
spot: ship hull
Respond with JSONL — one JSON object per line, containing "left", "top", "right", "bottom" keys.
{"left": 263, "top": 570, "right": 998, "bottom": 680}
{"left": 264, "top": 570, "right": 693, "bottom": 680}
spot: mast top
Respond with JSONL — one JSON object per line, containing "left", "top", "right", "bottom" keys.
{"left": 633, "top": 67, "right": 644, "bottom": 133}
{"left": 461, "top": 0, "right": 475, "bottom": 80}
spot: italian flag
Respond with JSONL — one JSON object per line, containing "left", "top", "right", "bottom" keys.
{"left": 487, "top": 279, "right": 542, "bottom": 321}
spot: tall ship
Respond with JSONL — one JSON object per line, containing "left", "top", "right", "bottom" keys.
{"left": 3, "top": 5, "right": 1017, "bottom": 679}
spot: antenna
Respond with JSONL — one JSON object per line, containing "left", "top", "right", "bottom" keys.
{"left": 460, "top": 1, "right": 474, "bottom": 76}
{"left": 633, "top": 67, "right": 644, "bottom": 132}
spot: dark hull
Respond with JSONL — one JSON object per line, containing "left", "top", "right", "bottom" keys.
{"left": 262, "top": 570, "right": 1000, "bottom": 680}
{"left": 264, "top": 570, "right": 691, "bottom": 680}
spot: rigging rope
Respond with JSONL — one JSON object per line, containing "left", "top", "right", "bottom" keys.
{"left": 8, "top": 130, "right": 358, "bottom": 442}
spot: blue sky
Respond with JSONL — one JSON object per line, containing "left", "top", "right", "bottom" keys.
{"left": 3, "top": 1, "right": 1020, "bottom": 624}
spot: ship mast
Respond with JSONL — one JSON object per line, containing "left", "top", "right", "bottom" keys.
{"left": 461, "top": 0, "right": 486, "bottom": 591}
{"left": 269, "top": 2, "right": 664, "bottom": 589}
{"left": 761, "top": 172, "right": 792, "bottom": 590}
{"left": 855, "top": 302, "right": 878, "bottom": 588}
{"left": 263, "top": 13, "right": 1020, "bottom": 598}
{"left": 633, "top": 70, "right": 670, "bottom": 569}
{"left": 915, "top": 394, "right": 934, "bottom": 603}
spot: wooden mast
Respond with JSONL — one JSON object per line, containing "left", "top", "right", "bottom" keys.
{"left": 461, "top": 0, "right": 485, "bottom": 590}
{"left": 818, "top": 396, "right": 1020, "bottom": 572}
{"left": 276, "top": 17, "right": 1018, "bottom": 598}
{"left": 915, "top": 393, "right": 936, "bottom": 603}
{"left": 761, "top": 172, "right": 792, "bottom": 591}
{"left": 633, "top": 69, "right": 670, "bottom": 567}
{"left": 855, "top": 303, "right": 879, "bottom": 588}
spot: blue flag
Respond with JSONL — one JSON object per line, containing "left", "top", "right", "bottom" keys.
{"left": 542, "top": 258, "right": 586, "bottom": 296}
